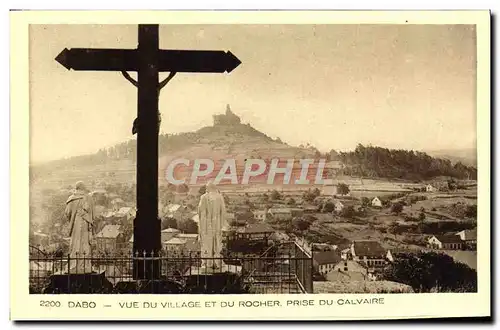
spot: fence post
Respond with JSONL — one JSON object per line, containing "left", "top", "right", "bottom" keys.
{"left": 67, "top": 254, "right": 71, "bottom": 292}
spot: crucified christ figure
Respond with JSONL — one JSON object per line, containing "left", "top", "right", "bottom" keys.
{"left": 121, "top": 71, "right": 177, "bottom": 135}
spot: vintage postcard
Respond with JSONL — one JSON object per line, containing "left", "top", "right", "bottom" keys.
{"left": 10, "top": 10, "right": 491, "bottom": 321}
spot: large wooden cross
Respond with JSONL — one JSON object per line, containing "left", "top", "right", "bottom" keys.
{"left": 55, "top": 24, "right": 241, "bottom": 280}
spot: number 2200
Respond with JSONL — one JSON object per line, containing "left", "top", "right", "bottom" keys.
{"left": 40, "top": 300, "right": 61, "bottom": 307}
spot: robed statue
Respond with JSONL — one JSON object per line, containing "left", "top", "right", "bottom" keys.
{"left": 64, "top": 181, "right": 95, "bottom": 273}
{"left": 197, "top": 181, "right": 228, "bottom": 270}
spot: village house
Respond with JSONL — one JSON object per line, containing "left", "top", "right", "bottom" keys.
{"left": 162, "top": 203, "right": 186, "bottom": 219}
{"left": 95, "top": 224, "right": 124, "bottom": 253}
{"left": 161, "top": 227, "right": 180, "bottom": 243}
{"left": 176, "top": 233, "right": 199, "bottom": 243}
{"left": 427, "top": 235, "right": 464, "bottom": 250}
{"left": 425, "top": 184, "right": 436, "bottom": 192}
{"left": 182, "top": 239, "right": 201, "bottom": 256}
{"left": 351, "top": 241, "right": 393, "bottom": 267}
{"left": 235, "top": 223, "right": 275, "bottom": 241}
{"left": 267, "top": 208, "right": 293, "bottom": 221}
{"left": 313, "top": 251, "right": 342, "bottom": 275}
{"left": 333, "top": 200, "right": 344, "bottom": 213}
{"left": 371, "top": 197, "right": 383, "bottom": 208}
{"left": 252, "top": 210, "right": 267, "bottom": 222}
{"left": 326, "top": 259, "right": 368, "bottom": 282}
{"left": 114, "top": 206, "right": 136, "bottom": 223}
{"left": 163, "top": 237, "right": 187, "bottom": 253}
{"left": 455, "top": 228, "right": 477, "bottom": 250}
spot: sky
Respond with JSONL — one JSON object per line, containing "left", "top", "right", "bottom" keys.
{"left": 29, "top": 24, "right": 477, "bottom": 163}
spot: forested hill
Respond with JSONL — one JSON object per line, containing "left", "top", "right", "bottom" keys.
{"left": 336, "top": 144, "right": 477, "bottom": 181}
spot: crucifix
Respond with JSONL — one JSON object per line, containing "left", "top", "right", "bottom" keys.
{"left": 55, "top": 24, "right": 241, "bottom": 280}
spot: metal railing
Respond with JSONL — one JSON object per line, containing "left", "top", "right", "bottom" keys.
{"left": 29, "top": 243, "right": 313, "bottom": 294}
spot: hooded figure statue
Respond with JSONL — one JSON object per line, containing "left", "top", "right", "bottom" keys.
{"left": 197, "top": 180, "right": 228, "bottom": 271}
{"left": 65, "top": 181, "right": 95, "bottom": 273}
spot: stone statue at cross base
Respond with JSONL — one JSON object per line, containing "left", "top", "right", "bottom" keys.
{"left": 197, "top": 181, "right": 229, "bottom": 271}
{"left": 64, "top": 181, "right": 95, "bottom": 274}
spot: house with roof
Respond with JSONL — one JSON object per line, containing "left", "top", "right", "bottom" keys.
{"left": 163, "top": 237, "right": 187, "bottom": 253}
{"left": 326, "top": 259, "right": 368, "bottom": 282}
{"left": 95, "top": 224, "right": 124, "bottom": 252}
{"left": 161, "top": 227, "right": 180, "bottom": 243}
{"left": 425, "top": 184, "right": 436, "bottom": 192}
{"left": 267, "top": 208, "right": 293, "bottom": 221}
{"left": 162, "top": 203, "right": 186, "bottom": 219}
{"left": 313, "top": 251, "right": 342, "bottom": 275}
{"left": 114, "top": 206, "right": 136, "bottom": 222}
{"left": 182, "top": 239, "right": 201, "bottom": 256}
{"left": 333, "top": 200, "right": 345, "bottom": 213}
{"left": 235, "top": 223, "right": 275, "bottom": 240}
{"left": 351, "top": 240, "right": 392, "bottom": 267}
{"left": 252, "top": 210, "right": 267, "bottom": 222}
{"left": 371, "top": 197, "right": 383, "bottom": 208}
{"left": 455, "top": 228, "right": 477, "bottom": 250}
{"left": 177, "top": 233, "right": 199, "bottom": 243}
{"left": 427, "top": 235, "right": 464, "bottom": 250}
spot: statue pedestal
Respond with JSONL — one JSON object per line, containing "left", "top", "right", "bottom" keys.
{"left": 113, "top": 279, "right": 184, "bottom": 294}
{"left": 183, "top": 264, "right": 247, "bottom": 293}
{"left": 43, "top": 271, "right": 113, "bottom": 294}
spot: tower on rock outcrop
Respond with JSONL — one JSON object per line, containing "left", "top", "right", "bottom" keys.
{"left": 213, "top": 104, "right": 241, "bottom": 126}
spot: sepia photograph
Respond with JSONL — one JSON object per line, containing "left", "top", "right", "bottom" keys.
{"left": 10, "top": 10, "right": 491, "bottom": 320}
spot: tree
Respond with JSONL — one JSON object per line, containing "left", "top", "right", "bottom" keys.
{"left": 286, "top": 197, "right": 296, "bottom": 206}
{"left": 312, "top": 188, "right": 321, "bottom": 198}
{"left": 337, "top": 183, "right": 350, "bottom": 196}
{"left": 361, "top": 197, "right": 370, "bottom": 206}
{"left": 322, "top": 201, "right": 335, "bottom": 213}
{"left": 198, "top": 185, "right": 206, "bottom": 195}
{"left": 391, "top": 202, "right": 404, "bottom": 214}
{"left": 418, "top": 212, "right": 426, "bottom": 222}
{"left": 178, "top": 219, "right": 198, "bottom": 234}
{"left": 465, "top": 205, "right": 477, "bottom": 218}
{"left": 340, "top": 205, "right": 355, "bottom": 218}
{"left": 270, "top": 189, "right": 282, "bottom": 201}
{"left": 176, "top": 183, "right": 190, "bottom": 194}
{"left": 383, "top": 252, "right": 477, "bottom": 292}
{"left": 292, "top": 217, "right": 311, "bottom": 231}
{"left": 302, "top": 189, "right": 316, "bottom": 203}
{"left": 162, "top": 217, "right": 177, "bottom": 230}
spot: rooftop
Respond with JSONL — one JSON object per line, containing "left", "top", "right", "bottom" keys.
{"left": 164, "top": 237, "right": 187, "bottom": 245}
{"left": 459, "top": 228, "right": 477, "bottom": 240}
{"left": 177, "top": 233, "right": 199, "bottom": 239}
{"left": 353, "top": 241, "right": 386, "bottom": 257}
{"left": 96, "top": 225, "right": 122, "bottom": 239}
{"left": 434, "top": 235, "right": 464, "bottom": 244}
{"left": 162, "top": 228, "right": 180, "bottom": 233}
{"left": 313, "top": 251, "right": 342, "bottom": 265}
{"left": 238, "top": 223, "right": 274, "bottom": 234}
